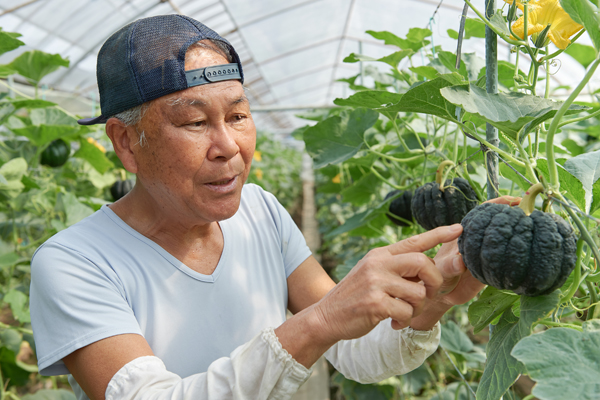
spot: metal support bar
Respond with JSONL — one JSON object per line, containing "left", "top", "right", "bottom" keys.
{"left": 485, "top": 0, "right": 499, "bottom": 200}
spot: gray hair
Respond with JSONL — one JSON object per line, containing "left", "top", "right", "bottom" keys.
{"left": 110, "top": 38, "right": 235, "bottom": 145}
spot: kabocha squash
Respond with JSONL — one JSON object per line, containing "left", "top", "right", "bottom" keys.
{"left": 110, "top": 179, "right": 134, "bottom": 201}
{"left": 458, "top": 183, "right": 577, "bottom": 297}
{"left": 411, "top": 160, "right": 478, "bottom": 230}
{"left": 385, "top": 190, "right": 413, "bottom": 226}
{"left": 40, "top": 139, "right": 70, "bottom": 168}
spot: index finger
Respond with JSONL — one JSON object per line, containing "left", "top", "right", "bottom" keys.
{"left": 386, "top": 224, "right": 463, "bottom": 256}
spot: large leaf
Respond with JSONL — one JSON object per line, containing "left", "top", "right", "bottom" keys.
{"left": 343, "top": 50, "right": 413, "bottom": 69}
{"left": 379, "top": 74, "right": 467, "bottom": 121}
{"left": 441, "top": 321, "right": 486, "bottom": 363}
{"left": 441, "top": 84, "right": 589, "bottom": 140}
{"left": 325, "top": 205, "right": 387, "bottom": 239}
{"left": 560, "top": 0, "right": 600, "bottom": 51}
{"left": 536, "top": 159, "right": 587, "bottom": 212}
{"left": 3, "top": 289, "right": 30, "bottom": 323}
{"left": 0, "top": 30, "right": 24, "bottom": 56}
{"left": 563, "top": 150, "right": 600, "bottom": 213}
{"left": 340, "top": 172, "right": 379, "bottom": 206}
{"left": 468, "top": 287, "right": 520, "bottom": 334}
{"left": 8, "top": 50, "right": 70, "bottom": 84}
{"left": 477, "top": 292, "right": 559, "bottom": 400}
{"left": 61, "top": 192, "right": 94, "bottom": 227}
{"left": 8, "top": 99, "right": 57, "bottom": 110}
{"left": 447, "top": 18, "right": 487, "bottom": 39}
{"left": 304, "top": 108, "right": 379, "bottom": 168}
{"left": 30, "top": 108, "right": 77, "bottom": 126}
{"left": 0, "top": 347, "right": 30, "bottom": 387}
{"left": 511, "top": 321, "right": 600, "bottom": 400}
{"left": 73, "top": 138, "right": 114, "bottom": 174}
{"left": 565, "top": 43, "right": 598, "bottom": 68}
{"left": 366, "top": 28, "right": 431, "bottom": 52}
{"left": 334, "top": 90, "right": 403, "bottom": 109}
{"left": 478, "top": 60, "right": 527, "bottom": 89}
{"left": 12, "top": 125, "right": 80, "bottom": 147}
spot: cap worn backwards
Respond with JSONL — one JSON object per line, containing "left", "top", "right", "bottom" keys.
{"left": 78, "top": 14, "right": 244, "bottom": 126}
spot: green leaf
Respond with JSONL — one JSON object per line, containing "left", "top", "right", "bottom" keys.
{"left": 0, "top": 328, "right": 22, "bottom": 353}
{"left": 499, "top": 163, "right": 531, "bottom": 192}
{"left": 441, "top": 321, "right": 486, "bottom": 363}
{"left": 340, "top": 173, "right": 379, "bottom": 206}
{"left": 366, "top": 29, "right": 431, "bottom": 52}
{"left": 8, "top": 50, "right": 70, "bottom": 85}
{"left": 0, "top": 157, "right": 27, "bottom": 181}
{"left": 61, "top": 192, "right": 94, "bottom": 227}
{"left": 408, "top": 66, "right": 439, "bottom": 80}
{"left": 0, "top": 30, "right": 24, "bottom": 56}
{"left": 0, "top": 347, "right": 30, "bottom": 387}
{"left": 22, "top": 389, "right": 77, "bottom": 400}
{"left": 565, "top": 43, "right": 598, "bottom": 68}
{"left": 12, "top": 125, "right": 80, "bottom": 147}
{"left": 0, "top": 252, "right": 26, "bottom": 270}
{"left": 379, "top": 74, "right": 467, "bottom": 121}
{"left": 400, "top": 364, "right": 431, "bottom": 395}
{"left": 3, "top": 289, "right": 30, "bottom": 323}
{"left": 447, "top": 18, "right": 487, "bottom": 40}
{"left": 488, "top": 12, "right": 511, "bottom": 37}
{"left": 536, "top": 158, "right": 587, "bottom": 212}
{"left": 304, "top": 108, "right": 379, "bottom": 168}
{"left": 30, "top": 108, "right": 77, "bottom": 126}
{"left": 563, "top": 150, "right": 600, "bottom": 213}
{"left": 441, "top": 84, "right": 589, "bottom": 140}
{"left": 8, "top": 99, "right": 57, "bottom": 110}
{"left": 73, "top": 138, "right": 114, "bottom": 174}
{"left": 560, "top": 0, "right": 600, "bottom": 51}
{"left": 477, "top": 292, "right": 560, "bottom": 400}
{"left": 0, "top": 65, "right": 17, "bottom": 78}
{"left": 511, "top": 324, "right": 600, "bottom": 399}
{"left": 325, "top": 205, "right": 386, "bottom": 239}
{"left": 334, "top": 91, "right": 403, "bottom": 109}
{"left": 468, "top": 287, "right": 520, "bottom": 334}
{"left": 478, "top": 60, "right": 527, "bottom": 89}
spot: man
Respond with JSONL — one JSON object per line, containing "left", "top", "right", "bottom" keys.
{"left": 30, "top": 14, "right": 499, "bottom": 400}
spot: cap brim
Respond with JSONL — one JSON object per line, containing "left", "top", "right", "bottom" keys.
{"left": 77, "top": 115, "right": 109, "bottom": 125}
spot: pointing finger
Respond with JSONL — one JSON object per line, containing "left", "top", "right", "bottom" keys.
{"left": 386, "top": 224, "right": 463, "bottom": 256}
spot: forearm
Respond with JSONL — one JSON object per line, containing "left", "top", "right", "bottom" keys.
{"left": 409, "top": 299, "right": 452, "bottom": 331}
{"left": 105, "top": 328, "right": 312, "bottom": 400}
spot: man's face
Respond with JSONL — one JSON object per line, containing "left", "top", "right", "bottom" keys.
{"left": 130, "top": 49, "right": 256, "bottom": 225}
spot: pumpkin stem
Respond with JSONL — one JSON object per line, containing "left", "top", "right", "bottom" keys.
{"left": 436, "top": 160, "right": 456, "bottom": 192}
{"left": 519, "top": 183, "right": 545, "bottom": 216}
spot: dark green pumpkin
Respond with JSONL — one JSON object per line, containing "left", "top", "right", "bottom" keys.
{"left": 110, "top": 180, "right": 134, "bottom": 201}
{"left": 411, "top": 177, "right": 478, "bottom": 230}
{"left": 458, "top": 202, "right": 577, "bottom": 297}
{"left": 40, "top": 139, "right": 70, "bottom": 168}
{"left": 384, "top": 190, "right": 413, "bottom": 226}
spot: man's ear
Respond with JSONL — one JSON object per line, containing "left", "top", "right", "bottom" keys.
{"left": 105, "top": 118, "right": 139, "bottom": 174}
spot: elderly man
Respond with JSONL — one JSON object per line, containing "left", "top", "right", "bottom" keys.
{"left": 30, "top": 14, "right": 492, "bottom": 400}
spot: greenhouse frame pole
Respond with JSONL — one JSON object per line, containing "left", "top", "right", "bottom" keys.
{"left": 485, "top": 0, "right": 499, "bottom": 200}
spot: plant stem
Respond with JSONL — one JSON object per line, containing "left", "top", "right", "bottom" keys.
{"left": 558, "top": 108, "right": 600, "bottom": 129}
{"left": 535, "top": 319, "right": 583, "bottom": 331}
{"left": 586, "top": 281, "right": 598, "bottom": 320}
{"left": 460, "top": 125, "right": 527, "bottom": 168}
{"left": 463, "top": 0, "right": 526, "bottom": 46}
{"left": 562, "top": 239, "right": 584, "bottom": 304}
{"left": 515, "top": 130, "right": 539, "bottom": 184}
{"left": 519, "top": 183, "right": 544, "bottom": 215}
{"left": 546, "top": 57, "right": 600, "bottom": 190}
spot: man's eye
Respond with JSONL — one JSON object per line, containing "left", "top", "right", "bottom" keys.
{"left": 190, "top": 121, "right": 205, "bottom": 127}
{"left": 232, "top": 115, "right": 247, "bottom": 122}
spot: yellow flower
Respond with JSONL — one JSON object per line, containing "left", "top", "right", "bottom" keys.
{"left": 87, "top": 137, "right": 106, "bottom": 153}
{"left": 504, "top": 0, "right": 583, "bottom": 49}
{"left": 332, "top": 173, "right": 341, "bottom": 184}
{"left": 253, "top": 151, "right": 262, "bottom": 162}
{"left": 255, "top": 168, "right": 263, "bottom": 180}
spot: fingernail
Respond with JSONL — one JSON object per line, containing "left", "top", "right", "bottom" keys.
{"left": 453, "top": 255, "right": 463, "bottom": 273}
{"left": 449, "top": 224, "right": 462, "bottom": 233}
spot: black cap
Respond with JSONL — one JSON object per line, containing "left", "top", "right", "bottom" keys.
{"left": 78, "top": 15, "right": 244, "bottom": 125}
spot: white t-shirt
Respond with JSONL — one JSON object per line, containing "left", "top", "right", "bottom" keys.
{"left": 30, "top": 184, "right": 312, "bottom": 380}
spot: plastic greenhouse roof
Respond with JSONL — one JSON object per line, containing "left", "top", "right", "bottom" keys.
{"left": 1, "top": 0, "right": 598, "bottom": 136}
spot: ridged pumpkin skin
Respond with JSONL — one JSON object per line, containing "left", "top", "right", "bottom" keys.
{"left": 110, "top": 180, "right": 134, "bottom": 201}
{"left": 458, "top": 203, "right": 577, "bottom": 297}
{"left": 385, "top": 190, "right": 413, "bottom": 226}
{"left": 411, "top": 178, "right": 478, "bottom": 230}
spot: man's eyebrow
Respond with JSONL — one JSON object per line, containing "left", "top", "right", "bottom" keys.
{"left": 231, "top": 95, "right": 249, "bottom": 105}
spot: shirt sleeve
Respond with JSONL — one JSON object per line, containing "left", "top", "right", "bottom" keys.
{"left": 324, "top": 320, "right": 441, "bottom": 384}
{"left": 30, "top": 241, "right": 143, "bottom": 376}
{"left": 252, "top": 185, "right": 312, "bottom": 278}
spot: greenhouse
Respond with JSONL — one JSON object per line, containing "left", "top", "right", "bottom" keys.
{"left": 0, "top": 0, "right": 599, "bottom": 399}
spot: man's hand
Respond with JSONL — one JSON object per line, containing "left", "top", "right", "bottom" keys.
{"left": 312, "top": 225, "right": 467, "bottom": 345}
{"left": 431, "top": 195, "right": 521, "bottom": 306}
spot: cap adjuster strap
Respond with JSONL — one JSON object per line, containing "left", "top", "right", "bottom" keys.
{"left": 185, "top": 63, "right": 242, "bottom": 87}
